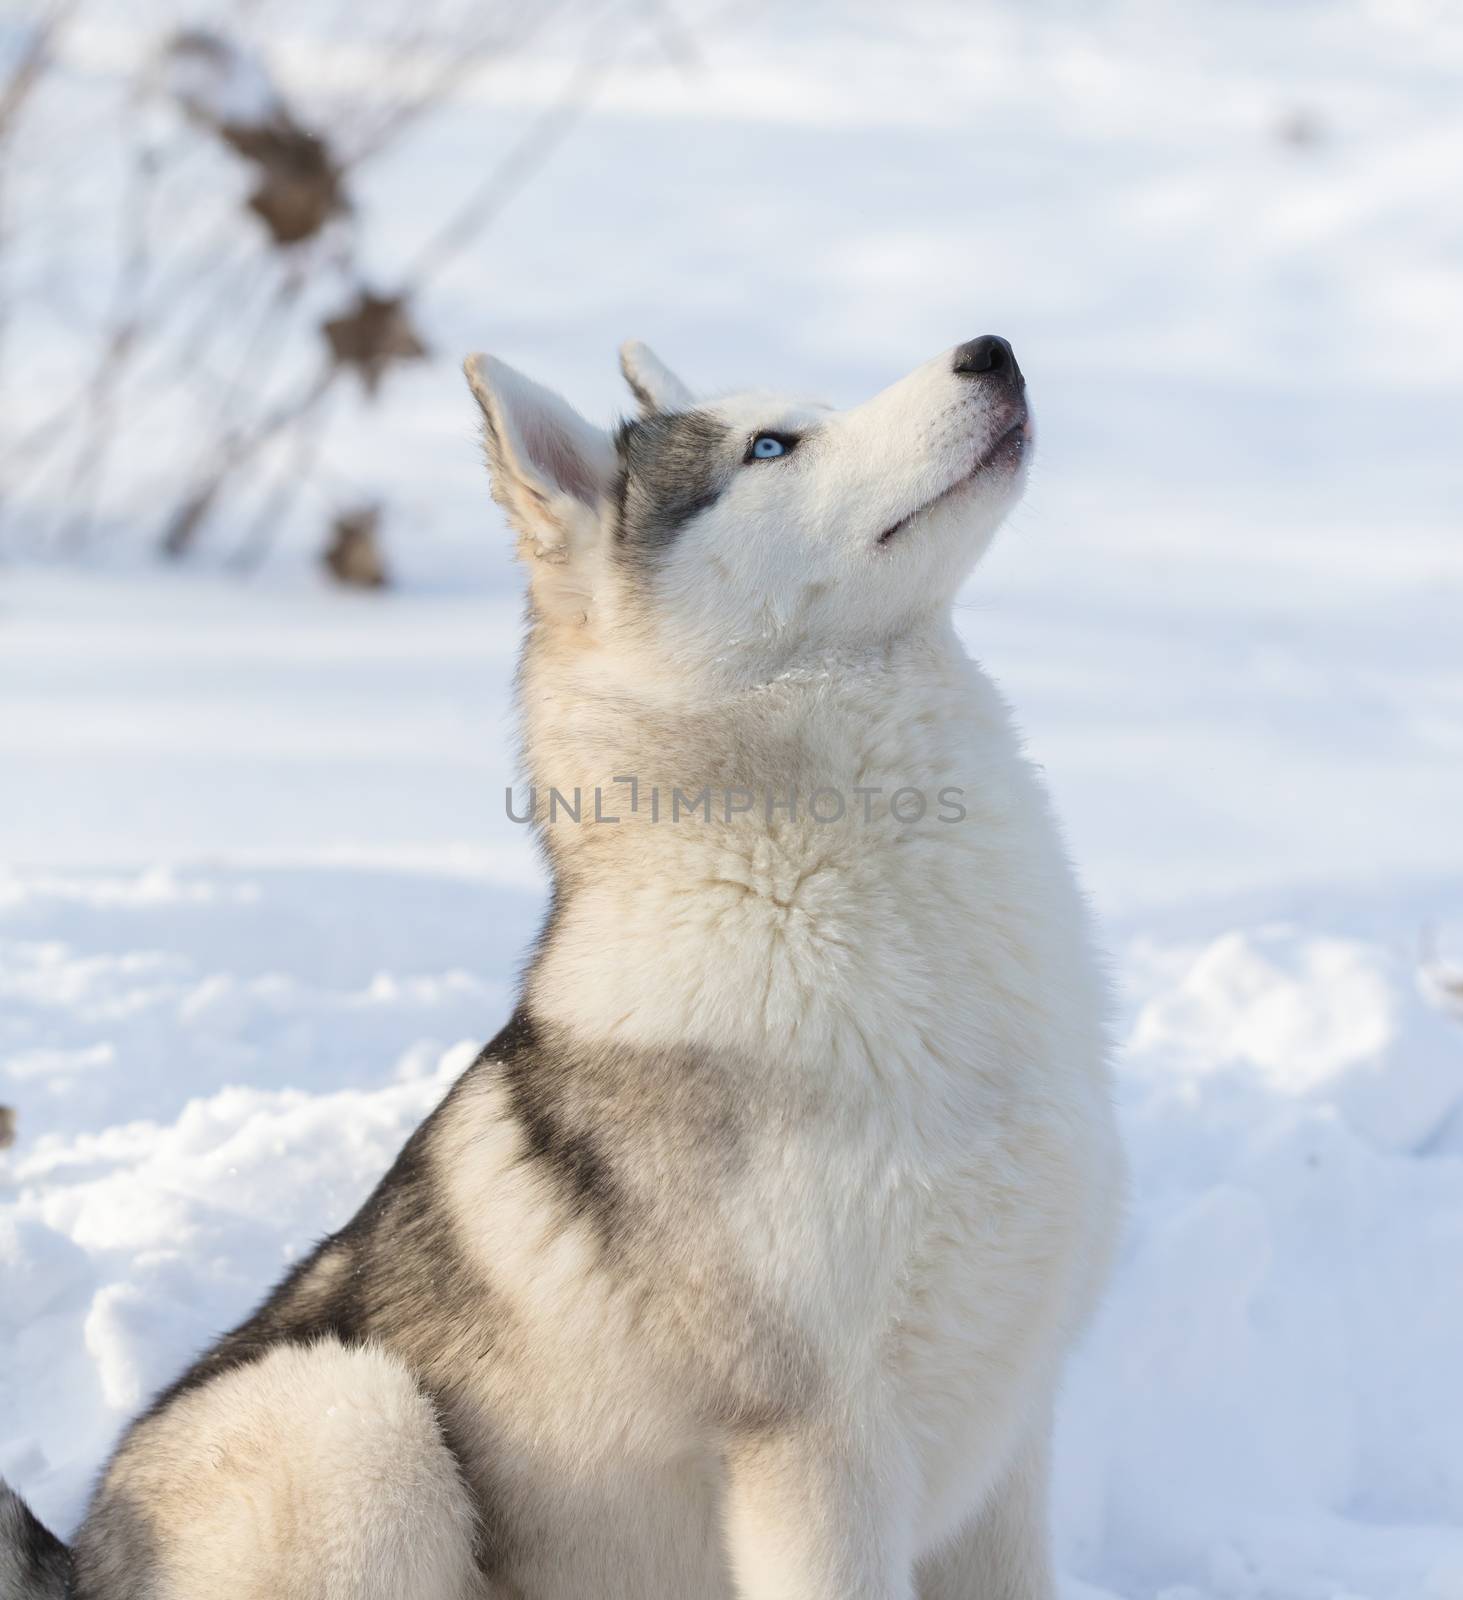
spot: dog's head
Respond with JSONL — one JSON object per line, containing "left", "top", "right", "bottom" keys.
{"left": 465, "top": 336, "right": 1031, "bottom": 687}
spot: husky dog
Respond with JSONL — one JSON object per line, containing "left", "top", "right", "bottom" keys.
{"left": 2, "top": 335, "right": 1123, "bottom": 1600}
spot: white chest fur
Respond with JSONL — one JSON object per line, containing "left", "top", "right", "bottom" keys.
{"left": 522, "top": 636, "right": 1124, "bottom": 1549}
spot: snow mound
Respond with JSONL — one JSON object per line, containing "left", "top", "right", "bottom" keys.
{"left": 1129, "top": 924, "right": 1463, "bottom": 1152}
{"left": 1058, "top": 918, "right": 1463, "bottom": 1599}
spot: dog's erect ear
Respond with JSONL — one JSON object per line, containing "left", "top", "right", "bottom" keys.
{"left": 464, "top": 353, "right": 615, "bottom": 562}
{"left": 619, "top": 339, "right": 694, "bottom": 416}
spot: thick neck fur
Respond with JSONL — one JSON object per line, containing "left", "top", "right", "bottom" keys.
{"left": 516, "top": 614, "right": 1097, "bottom": 1088}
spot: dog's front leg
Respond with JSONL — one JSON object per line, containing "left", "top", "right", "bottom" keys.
{"left": 723, "top": 1417, "right": 915, "bottom": 1600}
{"left": 915, "top": 1420, "right": 1056, "bottom": 1600}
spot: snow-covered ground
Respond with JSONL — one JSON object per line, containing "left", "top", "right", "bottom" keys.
{"left": 3, "top": 3, "right": 1462, "bottom": 1597}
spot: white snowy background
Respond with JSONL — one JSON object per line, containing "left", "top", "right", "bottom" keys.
{"left": 3, "top": 2, "right": 1463, "bottom": 1597}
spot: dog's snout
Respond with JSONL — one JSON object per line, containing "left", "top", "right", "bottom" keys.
{"left": 953, "top": 335, "right": 1022, "bottom": 389}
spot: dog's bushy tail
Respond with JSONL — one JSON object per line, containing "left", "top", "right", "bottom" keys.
{"left": 0, "top": 1480, "right": 70, "bottom": 1600}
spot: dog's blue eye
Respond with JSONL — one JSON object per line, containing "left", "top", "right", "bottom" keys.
{"left": 747, "top": 433, "right": 794, "bottom": 462}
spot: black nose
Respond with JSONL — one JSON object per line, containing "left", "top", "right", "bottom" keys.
{"left": 953, "top": 335, "right": 1022, "bottom": 388}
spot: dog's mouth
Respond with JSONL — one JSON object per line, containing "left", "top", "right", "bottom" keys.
{"left": 876, "top": 408, "right": 1032, "bottom": 547}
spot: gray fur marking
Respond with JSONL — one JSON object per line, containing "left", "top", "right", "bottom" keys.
{"left": 70, "top": 1491, "right": 157, "bottom": 1600}
{"left": 614, "top": 411, "right": 735, "bottom": 555}
{"left": 1, "top": 1479, "right": 71, "bottom": 1600}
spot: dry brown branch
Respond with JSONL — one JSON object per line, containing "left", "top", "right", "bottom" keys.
{"left": 338, "top": 3, "right": 565, "bottom": 171}
{"left": 321, "top": 503, "right": 389, "bottom": 588}
{"left": 228, "top": 387, "right": 334, "bottom": 572}
{"left": 166, "top": 30, "right": 348, "bottom": 246}
{"left": 0, "top": 5, "right": 75, "bottom": 472}
{"left": 0, "top": 7, "right": 65, "bottom": 141}
{"left": 55, "top": 126, "right": 163, "bottom": 546}
{"left": 404, "top": 44, "right": 614, "bottom": 291}
{"left": 0, "top": 0, "right": 683, "bottom": 576}
{"left": 161, "top": 360, "right": 340, "bottom": 556}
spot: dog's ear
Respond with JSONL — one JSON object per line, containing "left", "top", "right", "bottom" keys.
{"left": 619, "top": 339, "right": 694, "bottom": 416}
{"left": 464, "top": 354, "right": 615, "bottom": 565}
